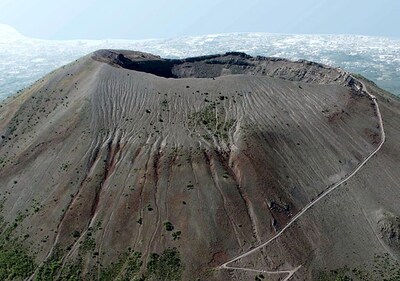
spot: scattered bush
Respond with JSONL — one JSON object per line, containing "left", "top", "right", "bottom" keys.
{"left": 164, "top": 222, "right": 174, "bottom": 232}
{"left": 172, "top": 231, "right": 181, "bottom": 241}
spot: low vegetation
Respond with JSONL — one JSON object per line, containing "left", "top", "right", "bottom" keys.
{"left": 98, "top": 247, "right": 183, "bottom": 281}
{"left": 146, "top": 247, "right": 183, "bottom": 281}
{"left": 80, "top": 236, "right": 96, "bottom": 254}
{"left": 188, "top": 104, "right": 235, "bottom": 142}
{"left": 34, "top": 246, "right": 180, "bottom": 281}
{"left": 316, "top": 254, "right": 400, "bottom": 281}
{"left": 0, "top": 208, "right": 35, "bottom": 280}
{"left": 0, "top": 238, "right": 35, "bottom": 280}
{"left": 35, "top": 246, "right": 63, "bottom": 281}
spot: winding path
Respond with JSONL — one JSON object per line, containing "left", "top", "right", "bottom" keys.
{"left": 217, "top": 74, "right": 386, "bottom": 281}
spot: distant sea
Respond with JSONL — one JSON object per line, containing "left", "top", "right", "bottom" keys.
{"left": 1, "top": 24, "right": 400, "bottom": 100}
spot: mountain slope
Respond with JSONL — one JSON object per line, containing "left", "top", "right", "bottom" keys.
{"left": 0, "top": 51, "right": 399, "bottom": 280}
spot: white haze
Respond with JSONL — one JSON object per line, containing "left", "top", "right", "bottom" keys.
{"left": 1, "top": 24, "right": 400, "bottom": 100}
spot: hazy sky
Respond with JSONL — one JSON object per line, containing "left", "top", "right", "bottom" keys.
{"left": 0, "top": 0, "right": 399, "bottom": 40}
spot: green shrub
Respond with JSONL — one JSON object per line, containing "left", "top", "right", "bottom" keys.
{"left": 172, "top": 231, "right": 181, "bottom": 241}
{"left": 164, "top": 222, "right": 174, "bottom": 232}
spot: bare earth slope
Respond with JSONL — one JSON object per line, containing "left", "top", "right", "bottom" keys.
{"left": 0, "top": 50, "right": 399, "bottom": 280}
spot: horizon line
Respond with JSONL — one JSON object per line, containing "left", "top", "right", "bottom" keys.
{"left": 1, "top": 23, "right": 400, "bottom": 42}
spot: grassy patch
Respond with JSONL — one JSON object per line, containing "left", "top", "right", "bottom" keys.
{"left": 80, "top": 236, "right": 96, "bottom": 254}
{"left": 35, "top": 246, "right": 63, "bottom": 281}
{"left": 0, "top": 202, "right": 183, "bottom": 281}
{"left": 316, "top": 268, "right": 353, "bottom": 281}
{"left": 0, "top": 208, "right": 35, "bottom": 280}
{"left": 0, "top": 240, "right": 35, "bottom": 280}
{"left": 124, "top": 251, "right": 143, "bottom": 280}
{"left": 373, "top": 253, "right": 400, "bottom": 281}
{"left": 188, "top": 105, "right": 235, "bottom": 142}
{"left": 316, "top": 254, "right": 400, "bottom": 281}
{"left": 99, "top": 252, "right": 128, "bottom": 281}
{"left": 99, "top": 248, "right": 182, "bottom": 280}
{"left": 99, "top": 250, "right": 143, "bottom": 281}
{"left": 146, "top": 247, "right": 183, "bottom": 281}
{"left": 59, "top": 259, "right": 83, "bottom": 281}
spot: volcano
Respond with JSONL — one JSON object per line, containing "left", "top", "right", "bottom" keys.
{"left": 0, "top": 50, "right": 399, "bottom": 280}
